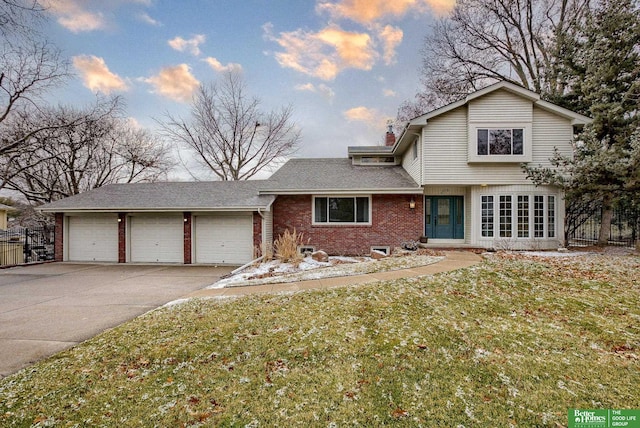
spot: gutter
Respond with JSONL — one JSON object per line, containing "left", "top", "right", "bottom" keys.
{"left": 258, "top": 188, "right": 424, "bottom": 196}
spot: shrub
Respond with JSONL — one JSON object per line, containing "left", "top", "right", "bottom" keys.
{"left": 274, "top": 229, "right": 304, "bottom": 265}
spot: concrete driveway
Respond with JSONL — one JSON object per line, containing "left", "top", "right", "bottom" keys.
{"left": 0, "top": 263, "right": 233, "bottom": 378}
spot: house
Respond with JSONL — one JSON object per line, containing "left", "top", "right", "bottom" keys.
{"left": 40, "top": 81, "right": 591, "bottom": 264}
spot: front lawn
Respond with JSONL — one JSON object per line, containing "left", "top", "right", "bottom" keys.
{"left": 1, "top": 252, "right": 638, "bottom": 426}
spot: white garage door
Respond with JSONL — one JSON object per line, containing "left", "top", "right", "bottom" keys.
{"left": 67, "top": 215, "right": 118, "bottom": 262}
{"left": 194, "top": 214, "right": 253, "bottom": 264}
{"left": 129, "top": 214, "right": 183, "bottom": 263}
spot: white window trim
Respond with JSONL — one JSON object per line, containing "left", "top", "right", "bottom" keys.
{"left": 480, "top": 193, "right": 557, "bottom": 239}
{"left": 468, "top": 122, "right": 532, "bottom": 163}
{"left": 312, "top": 195, "right": 372, "bottom": 226}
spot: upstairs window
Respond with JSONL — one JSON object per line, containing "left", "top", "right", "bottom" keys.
{"left": 314, "top": 196, "right": 370, "bottom": 224}
{"left": 477, "top": 129, "right": 524, "bottom": 156}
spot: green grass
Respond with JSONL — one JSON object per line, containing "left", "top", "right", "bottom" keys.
{"left": 1, "top": 253, "right": 639, "bottom": 427}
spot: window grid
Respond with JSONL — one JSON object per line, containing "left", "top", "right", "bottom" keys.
{"left": 517, "top": 195, "right": 529, "bottom": 238}
{"left": 534, "top": 195, "right": 544, "bottom": 237}
{"left": 547, "top": 196, "right": 556, "bottom": 238}
{"left": 482, "top": 194, "right": 558, "bottom": 240}
{"left": 499, "top": 196, "right": 512, "bottom": 237}
{"left": 481, "top": 196, "right": 494, "bottom": 237}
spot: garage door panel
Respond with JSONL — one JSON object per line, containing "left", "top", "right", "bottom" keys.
{"left": 67, "top": 215, "right": 118, "bottom": 262}
{"left": 195, "top": 215, "right": 253, "bottom": 264}
{"left": 129, "top": 215, "right": 183, "bottom": 263}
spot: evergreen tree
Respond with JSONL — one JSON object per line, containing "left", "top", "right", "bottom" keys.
{"left": 525, "top": 0, "right": 640, "bottom": 245}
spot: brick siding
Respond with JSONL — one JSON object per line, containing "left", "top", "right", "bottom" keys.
{"left": 272, "top": 194, "right": 423, "bottom": 255}
{"left": 183, "top": 212, "right": 192, "bottom": 264}
{"left": 118, "top": 213, "right": 126, "bottom": 263}
{"left": 54, "top": 213, "right": 64, "bottom": 262}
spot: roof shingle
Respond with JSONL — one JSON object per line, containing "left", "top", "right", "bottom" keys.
{"left": 40, "top": 181, "right": 275, "bottom": 212}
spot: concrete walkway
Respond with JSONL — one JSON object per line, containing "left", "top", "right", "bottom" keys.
{"left": 186, "top": 251, "right": 482, "bottom": 299}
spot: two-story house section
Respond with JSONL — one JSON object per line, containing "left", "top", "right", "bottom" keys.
{"left": 42, "top": 81, "right": 592, "bottom": 263}
{"left": 351, "top": 81, "right": 591, "bottom": 250}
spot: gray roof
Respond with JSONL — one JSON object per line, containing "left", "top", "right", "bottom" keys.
{"left": 40, "top": 180, "right": 276, "bottom": 212}
{"left": 262, "top": 158, "right": 421, "bottom": 194}
{"left": 40, "top": 158, "right": 422, "bottom": 212}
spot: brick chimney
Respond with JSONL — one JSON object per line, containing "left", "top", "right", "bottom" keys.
{"left": 385, "top": 123, "right": 396, "bottom": 147}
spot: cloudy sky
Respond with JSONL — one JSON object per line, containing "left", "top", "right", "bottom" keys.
{"left": 41, "top": 0, "right": 454, "bottom": 177}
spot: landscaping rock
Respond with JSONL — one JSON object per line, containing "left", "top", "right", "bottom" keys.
{"left": 371, "top": 249, "right": 388, "bottom": 260}
{"left": 311, "top": 250, "right": 329, "bottom": 262}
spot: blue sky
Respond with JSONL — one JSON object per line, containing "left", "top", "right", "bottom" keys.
{"left": 41, "top": 0, "right": 454, "bottom": 178}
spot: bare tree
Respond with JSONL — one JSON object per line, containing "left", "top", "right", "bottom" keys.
{"left": 1, "top": 98, "right": 173, "bottom": 204}
{"left": 160, "top": 72, "right": 300, "bottom": 180}
{"left": 0, "top": 0, "right": 46, "bottom": 38}
{"left": 399, "top": 0, "right": 592, "bottom": 118}
{"left": 0, "top": 0, "right": 69, "bottom": 159}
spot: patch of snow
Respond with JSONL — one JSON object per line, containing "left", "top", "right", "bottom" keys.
{"left": 162, "top": 298, "right": 190, "bottom": 308}
{"left": 519, "top": 251, "right": 591, "bottom": 258}
{"left": 206, "top": 254, "right": 442, "bottom": 289}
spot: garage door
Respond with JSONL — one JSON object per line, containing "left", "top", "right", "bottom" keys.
{"left": 194, "top": 214, "right": 253, "bottom": 264}
{"left": 67, "top": 215, "right": 118, "bottom": 262}
{"left": 129, "top": 214, "right": 183, "bottom": 263}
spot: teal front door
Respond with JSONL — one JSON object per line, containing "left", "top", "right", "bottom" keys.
{"left": 425, "top": 196, "right": 464, "bottom": 239}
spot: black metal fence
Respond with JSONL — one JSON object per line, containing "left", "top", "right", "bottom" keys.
{"left": 567, "top": 200, "right": 640, "bottom": 248}
{"left": 0, "top": 226, "right": 56, "bottom": 267}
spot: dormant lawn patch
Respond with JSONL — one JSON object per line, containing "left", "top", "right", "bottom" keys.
{"left": 1, "top": 252, "right": 638, "bottom": 426}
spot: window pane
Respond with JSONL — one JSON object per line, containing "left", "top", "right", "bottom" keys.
{"left": 534, "top": 195, "right": 544, "bottom": 237}
{"left": 456, "top": 197, "right": 463, "bottom": 225}
{"left": 517, "top": 195, "right": 529, "bottom": 237}
{"left": 499, "top": 195, "right": 512, "bottom": 237}
{"left": 329, "top": 197, "right": 355, "bottom": 222}
{"left": 315, "top": 197, "right": 327, "bottom": 223}
{"left": 438, "top": 199, "right": 450, "bottom": 225}
{"left": 477, "top": 129, "right": 488, "bottom": 155}
{"left": 547, "top": 196, "right": 556, "bottom": 238}
{"left": 425, "top": 198, "right": 431, "bottom": 224}
{"left": 356, "top": 197, "right": 369, "bottom": 223}
{"left": 490, "top": 129, "right": 512, "bottom": 155}
{"left": 513, "top": 129, "right": 524, "bottom": 155}
{"left": 481, "top": 196, "right": 493, "bottom": 237}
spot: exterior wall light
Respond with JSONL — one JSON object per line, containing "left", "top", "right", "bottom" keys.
{"left": 409, "top": 197, "right": 416, "bottom": 209}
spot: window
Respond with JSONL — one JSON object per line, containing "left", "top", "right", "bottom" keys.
{"left": 477, "top": 129, "right": 524, "bottom": 155}
{"left": 547, "top": 196, "right": 556, "bottom": 238}
{"left": 499, "top": 196, "right": 513, "bottom": 237}
{"left": 534, "top": 196, "right": 545, "bottom": 237}
{"left": 314, "top": 197, "right": 370, "bottom": 224}
{"left": 517, "top": 195, "right": 529, "bottom": 238}
{"left": 482, "top": 193, "right": 557, "bottom": 239}
{"left": 358, "top": 156, "right": 396, "bottom": 164}
{"left": 412, "top": 140, "right": 418, "bottom": 160}
{"left": 481, "top": 196, "right": 494, "bottom": 237}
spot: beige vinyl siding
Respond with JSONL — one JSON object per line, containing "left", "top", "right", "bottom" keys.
{"left": 422, "top": 106, "right": 468, "bottom": 185}
{"left": 532, "top": 106, "right": 574, "bottom": 164}
{"left": 423, "top": 106, "right": 529, "bottom": 185}
{"left": 420, "top": 91, "right": 575, "bottom": 186}
{"left": 401, "top": 136, "right": 421, "bottom": 184}
{"left": 262, "top": 209, "right": 273, "bottom": 250}
{"left": 468, "top": 89, "right": 533, "bottom": 123}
